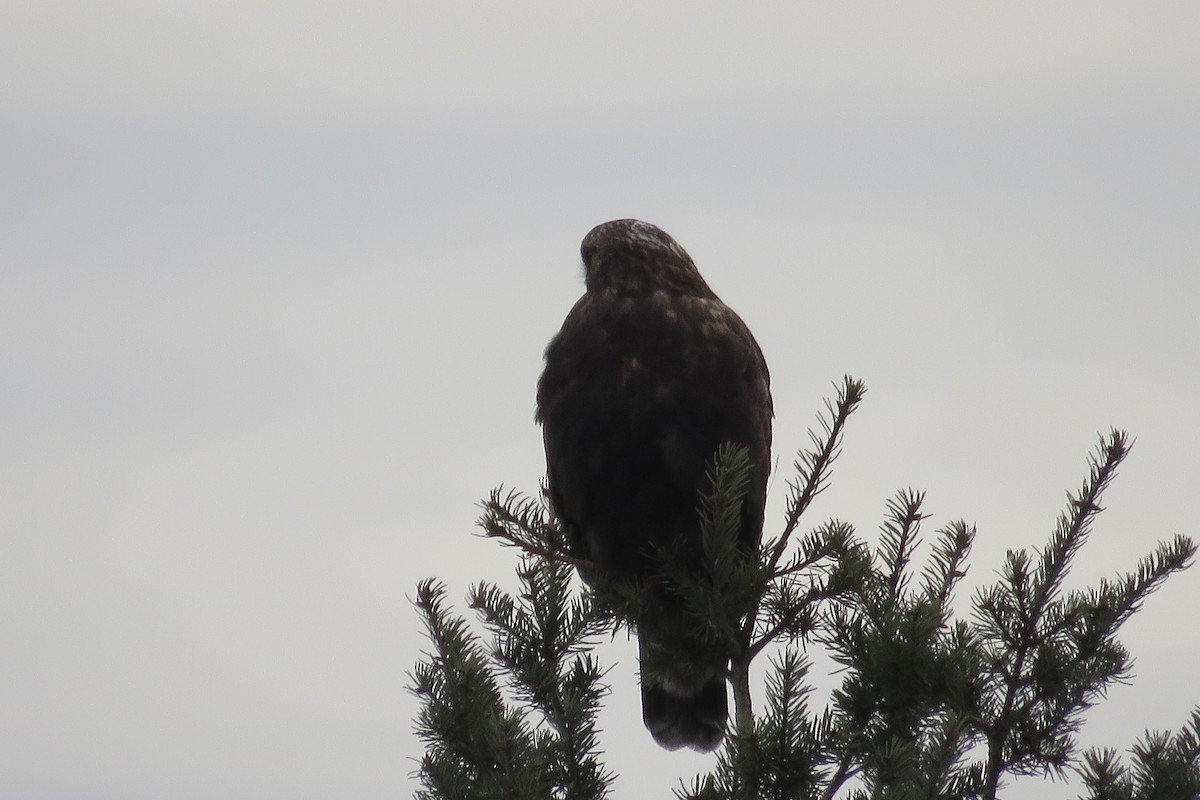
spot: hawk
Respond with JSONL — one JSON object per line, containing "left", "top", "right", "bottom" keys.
{"left": 536, "top": 219, "right": 772, "bottom": 752}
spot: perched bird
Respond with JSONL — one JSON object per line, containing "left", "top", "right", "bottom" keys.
{"left": 536, "top": 219, "right": 772, "bottom": 752}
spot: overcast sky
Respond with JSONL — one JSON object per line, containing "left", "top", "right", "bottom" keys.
{"left": 2, "top": 3, "right": 1198, "bottom": 799}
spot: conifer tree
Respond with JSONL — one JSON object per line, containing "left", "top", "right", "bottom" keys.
{"left": 411, "top": 377, "right": 1198, "bottom": 799}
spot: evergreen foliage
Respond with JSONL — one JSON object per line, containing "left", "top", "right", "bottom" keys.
{"left": 411, "top": 377, "right": 1197, "bottom": 799}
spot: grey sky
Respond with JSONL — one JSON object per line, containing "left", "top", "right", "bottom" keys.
{"left": 2, "top": 3, "right": 1198, "bottom": 798}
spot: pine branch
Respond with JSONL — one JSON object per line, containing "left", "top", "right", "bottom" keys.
{"left": 767, "top": 376, "right": 865, "bottom": 576}
{"left": 876, "top": 489, "right": 928, "bottom": 600}
{"left": 411, "top": 580, "right": 544, "bottom": 800}
{"left": 680, "top": 649, "right": 829, "bottom": 800}
{"left": 479, "top": 487, "right": 597, "bottom": 571}
{"left": 1032, "top": 431, "right": 1131, "bottom": 620}
{"left": 971, "top": 430, "right": 1195, "bottom": 799}
{"left": 1078, "top": 708, "right": 1200, "bottom": 800}
{"left": 816, "top": 491, "right": 983, "bottom": 799}
{"left": 920, "top": 521, "right": 976, "bottom": 613}
{"left": 750, "top": 522, "right": 865, "bottom": 659}
{"left": 411, "top": 492, "right": 615, "bottom": 800}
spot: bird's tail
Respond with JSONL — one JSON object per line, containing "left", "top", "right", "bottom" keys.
{"left": 637, "top": 627, "right": 728, "bottom": 753}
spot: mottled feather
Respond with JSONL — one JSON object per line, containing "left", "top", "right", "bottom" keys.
{"left": 536, "top": 219, "right": 772, "bottom": 752}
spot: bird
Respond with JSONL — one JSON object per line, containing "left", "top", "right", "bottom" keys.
{"left": 536, "top": 219, "right": 772, "bottom": 752}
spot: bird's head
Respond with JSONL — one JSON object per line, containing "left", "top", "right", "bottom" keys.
{"left": 580, "top": 219, "right": 713, "bottom": 297}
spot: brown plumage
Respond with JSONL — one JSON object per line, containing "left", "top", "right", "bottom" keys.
{"left": 536, "top": 219, "right": 772, "bottom": 752}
